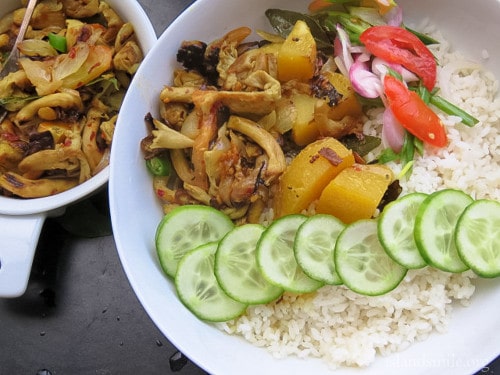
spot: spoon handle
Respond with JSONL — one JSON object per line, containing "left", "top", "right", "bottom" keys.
{"left": 0, "top": 0, "right": 38, "bottom": 79}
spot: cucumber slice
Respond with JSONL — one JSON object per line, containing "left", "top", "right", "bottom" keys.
{"left": 378, "top": 192, "right": 428, "bottom": 269}
{"left": 335, "top": 220, "right": 407, "bottom": 296}
{"left": 215, "top": 224, "right": 283, "bottom": 304}
{"left": 414, "top": 189, "right": 472, "bottom": 273}
{"left": 175, "top": 242, "right": 247, "bottom": 322}
{"left": 155, "top": 205, "right": 234, "bottom": 277}
{"left": 455, "top": 199, "right": 500, "bottom": 278}
{"left": 256, "top": 214, "right": 324, "bottom": 293}
{"left": 294, "top": 214, "right": 345, "bottom": 284}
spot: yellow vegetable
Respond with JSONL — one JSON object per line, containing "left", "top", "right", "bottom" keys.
{"left": 290, "top": 93, "right": 320, "bottom": 146}
{"left": 321, "top": 71, "right": 363, "bottom": 121}
{"left": 277, "top": 20, "right": 317, "bottom": 82}
{"left": 316, "top": 164, "right": 394, "bottom": 223}
{"left": 291, "top": 73, "right": 362, "bottom": 145}
{"left": 273, "top": 137, "right": 354, "bottom": 217}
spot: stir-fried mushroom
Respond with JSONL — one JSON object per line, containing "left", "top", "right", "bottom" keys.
{"left": 142, "top": 25, "right": 368, "bottom": 222}
{"left": 32, "top": 0, "right": 66, "bottom": 29}
{"left": 62, "top": 0, "right": 99, "bottom": 19}
{"left": 0, "top": 0, "right": 144, "bottom": 198}
{"left": 14, "top": 91, "right": 83, "bottom": 124}
{"left": 0, "top": 171, "right": 78, "bottom": 198}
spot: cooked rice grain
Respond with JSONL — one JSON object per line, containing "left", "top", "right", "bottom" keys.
{"left": 219, "top": 269, "right": 476, "bottom": 368}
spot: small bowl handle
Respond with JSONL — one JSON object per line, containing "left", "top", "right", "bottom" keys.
{"left": 0, "top": 213, "right": 46, "bottom": 298}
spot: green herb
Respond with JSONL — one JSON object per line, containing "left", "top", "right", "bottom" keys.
{"left": 404, "top": 26, "right": 439, "bottom": 45}
{"left": 48, "top": 33, "right": 67, "bottom": 53}
{"left": 265, "top": 9, "right": 333, "bottom": 53}
{"left": 429, "top": 95, "right": 479, "bottom": 127}
{"left": 411, "top": 85, "right": 479, "bottom": 127}
{"left": 377, "top": 131, "right": 421, "bottom": 178}
{"left": 146, "top": 155, "right": 172, "bottom": 176}
{"left": 0, "top": 95, "right": 39, "bottom": 106}
{"left": 340, "top": 134, "right": 381, "bottom": 156}
{"left": 378, "top": 147, "right": 399, "bottom": 164}
{"left": 87, "top": 75, "right": 120, "bottom": 91}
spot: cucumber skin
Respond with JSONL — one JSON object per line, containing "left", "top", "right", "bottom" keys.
{"left": 215, "top": 224, "right": 284, "bottom": 305}
{"left": 414, "top": 189, "right": 472, "bottom": 273}
{"left": 155, "top": 205, "right": 234, "bottom": 278}
{"left": 377, "top": 192, "right": 428, "bottom": 269}
{"left": 256, "top": 214, "right": 324, "bottom": 293}
{"left": 455, "top": 199, "right": 500, "bottom": 278}
{"left": 335, "top": 219, "right": 407, "bottom": 296}
{"left": 175, "top": 242, "right": 247, "bottom": 322}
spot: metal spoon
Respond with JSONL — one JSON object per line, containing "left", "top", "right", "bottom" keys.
{"left": 0, "top": 0, "right": 38, "bottom": 121}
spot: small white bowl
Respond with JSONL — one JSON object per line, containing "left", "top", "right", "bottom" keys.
{"left": 110, "top": 0, "right": 500, "bottom": 373}
{"left": 0, "top": 0, "right": 157, "bottom": 297}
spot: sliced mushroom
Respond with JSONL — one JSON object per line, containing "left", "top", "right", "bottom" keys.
{"left": 160, "top": 86, "right": 198, "bottom": 104}
{"left": 32, "top": 0, "right": 66, "bottom": 29}
{"left": 15, "top": 91, "right": 83, "bottom": 123}
{"left": 82, "top": 100, "right": 108, "bottom": 173}
{"left": 0, "top": 171, "right": 78, "bottom": 198}
{"left": 114, "top": 23, "right": 136, "bottom": 52}
{"left": 215, "top": 26, "right": 252, "bottom": 85}
{"left": 113, "top": 40, "right": 143, "bottom": 75}
{"left": 183, "top": 182, "right": 212, "bottom": 205}
{"left": 227, "top": 115, "right": 286, "bottom": 179}
{"left": 150, "top": 118, "right": 195, "bottom": 149}
{"left": 62, "top": 0, "right": 99, "bottom": 19}
{"left": 170, "top": 149, "right": 194, "bottom": 184}
{"left": 18, "top": 148, "right": 81, "bottom": 179}
{"left": 98, "top": 1, "right": 124, "bottom": 44}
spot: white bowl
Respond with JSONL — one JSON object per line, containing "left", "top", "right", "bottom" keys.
{"left": 0, "top": 0, "right": 157, "bottom": 297}
{"left": 109, "top": 0, "right": 500, "bottom": 373}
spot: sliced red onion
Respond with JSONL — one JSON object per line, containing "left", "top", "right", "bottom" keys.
{"left": 335, "top": 24, "right": 353, "bottom": 75}
{"left": 371, "top": 57, "right": 419, "bottom": 82}
{"left": 382, "top": 107, "right": 405, "bottom": 153}
{"left": 349, "top": 56, "right": 383, "bottom": 99}
{"left": 384, "top": 5, "right": 403, "bottom": 26}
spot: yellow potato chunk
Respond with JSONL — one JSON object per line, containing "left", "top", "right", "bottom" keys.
{"left": 290, "top": 93, "right": 320, "bottom": 146}
{"left": 273, "top": 137, "right": 355, "bottom": 217}
{"left": 322, "top": 71, "right": 362, "bottom": 121}
{"left": 277, "top": 20, "right": 317, "bottom": 82}
{"left": 316, "top": 164, "right": 394, "bottom": 224}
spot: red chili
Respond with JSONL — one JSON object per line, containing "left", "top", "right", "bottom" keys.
{"left": 383, "top": 75, "right": 447, "bottom": 147}
{"left": 360, "top": 25, "right": 437, "bottom": 91}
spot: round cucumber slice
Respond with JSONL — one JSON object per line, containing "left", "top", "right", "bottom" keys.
{"left": 455, "top": 199, "right": 500, "bottom": 278}
{"left": 175, "top": 242, "right": 247, "bottom": 322}
{"left": 155, "top": 205, "right": 234, "bottom": 277}
{"left": 335, "top": 219, "right": 407, "bottom": 296}
{"left": 215, "top": 224, "right": 283, "bottom": 304}
{"left": 414, "top": 189, "right": 472, "bottom": 273}
{"left": 378, "top": 192, "right": 428, "bottom": 269}
{"left": 294, "top": 214, "right": 345, "bottom": 285}
{"left": 256, "top": 214, "right": 324, "bottom": 293}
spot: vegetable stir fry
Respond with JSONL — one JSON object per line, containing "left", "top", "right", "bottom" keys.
{"left": 0, "top": 0, "right": 144, "bottom": 198}
{"left": 142, "top": 0, "right": 481, "bottom": 226}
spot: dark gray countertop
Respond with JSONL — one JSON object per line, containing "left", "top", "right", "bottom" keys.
{"left": 0, "top": 1, "right": 498, "bottom": 374}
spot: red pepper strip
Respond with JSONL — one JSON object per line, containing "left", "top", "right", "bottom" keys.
{"left": 360, "top": 25, "right": 437, "bottom": 91}
{"left": 383, "top": 75, "right": 447, "bottom": 147}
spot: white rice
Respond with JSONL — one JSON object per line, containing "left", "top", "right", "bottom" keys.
{"left": 217, "top": 26, "right": 499, "bottom": 369}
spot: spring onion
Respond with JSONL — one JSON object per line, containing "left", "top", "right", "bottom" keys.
{"left": 48, "top": 33, "right": 67, "bottom": 53}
